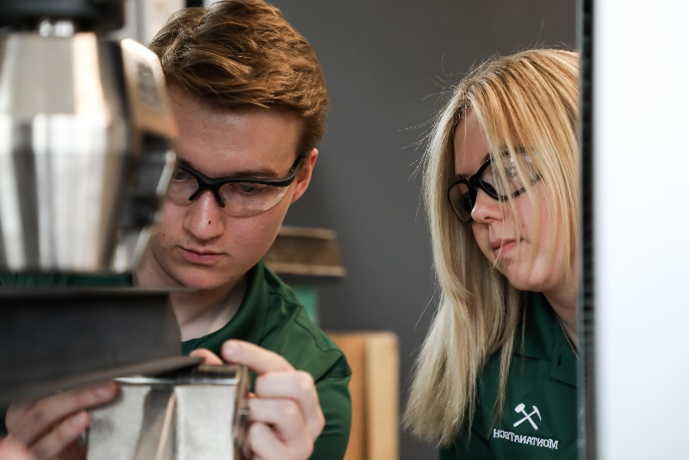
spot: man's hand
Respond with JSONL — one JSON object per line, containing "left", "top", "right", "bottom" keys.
{"left": 0, "top": 437, "right": 35, "bottom": 460}
{"left": 4, "top": 381, "right": 118, "bottom": 460}
{"left": 191, "top": 340, "right": 324, "bottom": 460}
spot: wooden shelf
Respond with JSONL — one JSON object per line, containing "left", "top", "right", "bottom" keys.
{"left": 265, "top": 226, "right": 346, "bottom": 278}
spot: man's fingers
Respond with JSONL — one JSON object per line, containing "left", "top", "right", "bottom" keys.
{"left": 6, "top": 381, "right": 118, "bottom": 446}
{"left": 246, "top": 421, "right": 312, "bottom": 460}
{"left": 189, "top": 348, "right": 224, "bottom": 365}
{"left": 254, "top": 371, "right": 324, "bottom": 440}
{"left": 28, "top": 411, "right": 88, "bottom": 460}
{"left": 219, "top": 339, "right": 324, "bottom": 459}
{"left": 221, "top": 340, "right": 293, "bottom": 374}
{"left": 248, "top": 398, "right": 311, "bottom": 449}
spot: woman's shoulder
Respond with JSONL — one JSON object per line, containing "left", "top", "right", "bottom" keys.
{"left": 468, "top": 292, "right": 579, "bottom": 459}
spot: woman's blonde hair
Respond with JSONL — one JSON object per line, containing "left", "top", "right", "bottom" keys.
{"left": 404, "top": 48, "right": 580, "bottom": 446}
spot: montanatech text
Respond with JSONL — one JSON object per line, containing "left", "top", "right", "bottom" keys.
{"left": 493, "top": 429, "right": 559, "bottom": 450}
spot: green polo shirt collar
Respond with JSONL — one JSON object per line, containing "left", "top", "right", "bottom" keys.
{"left": 515, "top": 292, "right": 577, "bottom": 388}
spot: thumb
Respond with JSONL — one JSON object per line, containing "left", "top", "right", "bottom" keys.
{"left": 189, "top": 348, "right": 224, "bottom": 365}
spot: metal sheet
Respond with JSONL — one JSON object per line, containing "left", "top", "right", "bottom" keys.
{"left": 0, "top": 288, "right": 198, "bottom": 406}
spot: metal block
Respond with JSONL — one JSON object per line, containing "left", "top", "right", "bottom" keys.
{"left": 87, "top": 364, "right": 250, "bottom": 460}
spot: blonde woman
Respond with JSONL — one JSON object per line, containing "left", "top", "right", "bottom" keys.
{"left": 405, "top": 49, "right": 580, "bottom": 459}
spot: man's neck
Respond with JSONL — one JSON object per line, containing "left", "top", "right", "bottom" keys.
{"left": 168, "top": 277, "right": 247, "bottom": 341}
{"left": 134, "top": 260, "right": 248, "bottom": 341}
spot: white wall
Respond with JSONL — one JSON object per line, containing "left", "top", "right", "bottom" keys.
{"left": 594, "top": 1, "right": 689, "bottom": 458}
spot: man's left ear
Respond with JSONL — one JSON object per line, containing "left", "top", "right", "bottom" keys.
{"left": 290, "top": 148, "right": 318, "bottom": 204}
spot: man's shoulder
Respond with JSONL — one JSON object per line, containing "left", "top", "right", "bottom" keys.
{"left": 251, "top": 263, "right": 351, "bottom": 380}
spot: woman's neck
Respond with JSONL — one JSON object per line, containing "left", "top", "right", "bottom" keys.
{"left": 543, "top": 278, "right": 578, "bottom": 349}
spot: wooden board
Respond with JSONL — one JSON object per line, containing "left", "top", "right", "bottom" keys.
{"left": 328, "top": 331, "right": 399, "bottom": 460}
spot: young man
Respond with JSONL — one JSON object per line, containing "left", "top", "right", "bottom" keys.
{"left": 2, "top": 1, "right": 351, "bottom": 459}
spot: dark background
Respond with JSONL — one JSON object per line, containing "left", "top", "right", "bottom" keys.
{"left": 269, "top": 1, "right": 577, "bottom": 458}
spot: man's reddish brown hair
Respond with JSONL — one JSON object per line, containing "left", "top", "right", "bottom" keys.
{"left": 148, "top": 0, "right": 329, "bottom": 154}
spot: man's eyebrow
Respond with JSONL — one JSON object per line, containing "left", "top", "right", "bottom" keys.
{"left": 178, "top": 159, "right": 281, "bottom": 179}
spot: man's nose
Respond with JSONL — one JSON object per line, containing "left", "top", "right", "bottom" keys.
{"left": 183, "top": 190, "right": 226, "bottom": 240}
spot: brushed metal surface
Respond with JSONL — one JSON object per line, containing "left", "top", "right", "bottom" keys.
{"left": 0, "top": 29, "right": 176, "bottom": 272}
{"left": 88, "top": 365, "right": 250, "bottom": 460}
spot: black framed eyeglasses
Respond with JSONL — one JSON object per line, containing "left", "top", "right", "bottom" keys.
{"left": 447, "top": 155, "right": 541, "bottom": 223}
{"left": 166, "top": 153, "right": 305, "bottom": 217}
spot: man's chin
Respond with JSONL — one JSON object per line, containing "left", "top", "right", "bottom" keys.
{"left": 162, "top": 267, "right": 224, "bottom": 290}
{"left": 177, "top": 278, "right": 228, "bottom": 292}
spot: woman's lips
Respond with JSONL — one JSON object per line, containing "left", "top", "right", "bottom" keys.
{"left": 179, "top": 247, "right": 224, "bottom": 265}
{"left": 491, "top": 239, "right": 517, "bottom": 258}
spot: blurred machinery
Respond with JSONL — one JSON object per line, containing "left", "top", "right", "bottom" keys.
{"left": 0, "top": 6, "right": 253, "bottom": 457}
{"left": 0, "top": 0, "right": 192, "bottom": 405}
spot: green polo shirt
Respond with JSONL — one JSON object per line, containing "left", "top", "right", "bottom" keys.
{"left": 0, "top": 261, "right": 352, "bottom": 460}
{"left": 440, "top": 293, "right": 579, "bottom": 460}
{"left": 182, "top": 261, "right": 352, "bottom": 460}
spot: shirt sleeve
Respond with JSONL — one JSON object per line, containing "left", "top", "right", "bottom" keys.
{"left": 311, "top": 368, "right": 352, "bottom": 460}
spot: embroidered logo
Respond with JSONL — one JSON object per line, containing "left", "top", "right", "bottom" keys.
{"left": 513, "top": 403, "right": 541, "bottom": 430}
{"left": 492, "top": 403, "right": 558, "bottom": 450}
{"left": 492, "top": 429, "right": 559, "bottom": 450}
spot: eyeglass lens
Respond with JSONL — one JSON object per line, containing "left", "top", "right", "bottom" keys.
{"left": 165, "top": 155, "right": 303, "bottom": 217}
{"left": 447, "top": 155, "right": 536, "bottom": 223}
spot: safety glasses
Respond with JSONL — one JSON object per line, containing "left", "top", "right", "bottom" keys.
{"left": 447, "top": 155, "right": 540, "bottom": 223}
{"left": 166, "top": 153, "right": 305, "bottom": 217}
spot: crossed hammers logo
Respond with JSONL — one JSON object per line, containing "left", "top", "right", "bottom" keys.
{"left": 513, "top": 403, "right": 541, "bottom": 430}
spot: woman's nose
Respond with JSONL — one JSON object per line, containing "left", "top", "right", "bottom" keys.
{"left": 471, "top": 188, "right": 503, "bottom": 223}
